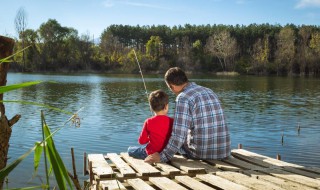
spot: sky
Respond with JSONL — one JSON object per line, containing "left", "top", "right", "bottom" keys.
{"left": 1, "top": 0, "right": 320, "bottom": 39}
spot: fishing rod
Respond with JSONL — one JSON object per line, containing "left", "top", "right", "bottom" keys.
{"left": 133, "top": 49, "right": 149, "bottom": 101}
{"left": 133, "top": 49, "right": 153, "bottom": 116}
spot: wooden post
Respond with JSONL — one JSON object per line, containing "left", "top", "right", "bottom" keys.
{"left": 71, "top": 148, "right": 77, "bottom": 178}
{"left": 0, "top": 35, "right": 21, "bottom": 190}
{"left": 276, "top": 154, "right": 281, "bottom": 160}
{"left": 238, "top": 143, "right": 243, "bottom": 149}
{"left": 83, "top": 152, "right": 87, "bottom": 176}
{"left": 89, "top": 161, "right": 93, "bottom": 185}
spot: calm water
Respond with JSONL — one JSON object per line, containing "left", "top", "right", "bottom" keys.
{"left": 5, "top": 73, "right": 320, "bottom": 188}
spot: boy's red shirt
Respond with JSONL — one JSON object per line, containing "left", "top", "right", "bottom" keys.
{"left": 138, "top": 115, "right": 173, "bottom": 155}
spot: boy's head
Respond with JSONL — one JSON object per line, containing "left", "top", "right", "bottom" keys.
{"left": 148, "top": 90, "right": 169, "bottom": 113}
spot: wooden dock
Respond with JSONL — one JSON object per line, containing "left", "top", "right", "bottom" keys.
{"left": 85, "top": 148, "right": 320, "bottom": 190}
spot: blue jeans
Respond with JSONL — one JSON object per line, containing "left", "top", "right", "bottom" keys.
{"left": 127, "top": 146, "right": 148, "bottom": 159}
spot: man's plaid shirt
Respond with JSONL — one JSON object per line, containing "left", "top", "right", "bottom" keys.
{"left": 160, "top": 82, "right": 231, "bottom": 162}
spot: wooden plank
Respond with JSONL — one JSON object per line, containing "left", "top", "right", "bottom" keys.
{"left": 232, "top": 149, "right": 320, "bottom": 179}
{"left": 88, "top": 154, "right": 114, "bottom": 178}
{"left": 107, "top": 153, "right": 136, "bottom": 177}
{"left": 243, "top": 169, "right": 317, "bottom": 190}
{"left": 216, "top": 171, "right": 286, "bottom": 190}
{"left": 222, "top": 156, "right": 266, "bottom": 170}
{"left": 175, "top": 175, "right": 217, "bottom": 190}
{"left": 170, "top": 155, "right": 220, "bottom": 174}
{"left": 149, "top": 177, "right": 187, "bottom": 190}
{"left": 257, "top": 167, "right": 320, "bottom": 189}
{"left": 155, "top": 162, "right": 181, "bottom": 175}
{"left": 205, "top": 159, "right": 241, "bottom": 172}
{"left": 100, "top": 180, "right": 127, "bottom": 190}
{"left": 300, "top": 166, "right": 320, "bottom": 175}
{"left": 120, "top": 153, "right": 161, "bottom": 176}
{"left": 127, "top": 178, "right": 156, "bottom": 190}
{"left": 196, "top": 174, "right": 250, "bottom": 190}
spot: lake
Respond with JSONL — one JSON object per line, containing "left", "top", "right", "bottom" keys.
{"left": 5, "top": 73, "right": 320, "bottom": 188}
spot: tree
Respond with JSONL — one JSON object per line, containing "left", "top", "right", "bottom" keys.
{"left": 38, "top": 19, "right": 73, "bottom": 71}
{"left": 274, "top": 26, "right": 296, "bottom": 75}
{"left": 205, "top": 30, "right": 239, "bottom": 71}
{"left": 309, "top": 31, "right": 320, "bottom": 75}
{"left": 14, "top": 7, "right": 28, "bottom": 71}
{"left": 21, "top": 29, "right": 40, "bottom": 71}
{"left": 100, "top": 30, "right": 123, "bottom": 69}
{"left": 146, "top": 36, "right": 162, "bottom": 60}
{"left": 297, "top": 26, "right": 313, "bottom": 75}
{"left": 251, "top": 35, "right": 270, "bottom": 74}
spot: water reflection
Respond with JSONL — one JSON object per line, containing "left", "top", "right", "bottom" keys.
{"left": 5, "top": 73, "right": 320, "bottom": 188}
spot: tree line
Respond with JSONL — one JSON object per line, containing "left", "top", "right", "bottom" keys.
{"left": 12, "top": 18, "right": 320, "bottom": 75}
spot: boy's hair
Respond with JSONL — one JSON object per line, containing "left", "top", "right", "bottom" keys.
{"left": 164, "top": 67, "right": 189, "bottom": 86}
{"left": 148, "top": 90, "right": 169, "bottom": 112}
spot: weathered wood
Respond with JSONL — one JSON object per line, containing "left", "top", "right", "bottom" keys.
{"left": 196, "top": 174, "right": 250, "bottom": 190}
{"left": 127, "top": 178, "right": 156, "bottom": 190}
{"left": 100, "top": 180, "right": 127, "bottom": 190}
{"left": 216, "top": 171, "right": 286, "bottom": 190}
{"left": 243, "top": 169, "right": 316, "bottom": 190}
{"left": 88, "top": 154, "right": 114, "bottom": 178}
{"left": 107, "top": 153, "right": 136, "bottom": 177}
{"left": 205, "top": 159, "right": 241, "bottom": 172}
{"left": 120, "top": 153, "right": 160, "bottom": 176}
{"left": 149, "top": 177, "right": 187, "bottom": 190}
{"left": 170, "top": 155, "right": 220, "bottom": 174}
{"left": 155, "top": 162, "right": 181, "bottom": 175}
{"left": 256, "top": 167, "right": 320, "bottom": 189}
{"left": 87, "top": 150, "right": 320, "bottom": 190}
{"left": 0, "top": 35, "right": 16, "bottom": 190}
{"left": 175, "top": 175, "right": 216, "bottom": 190}
{"left": 232, "top": 149, "right": 320, "bottom": 179}
{"left": 222, "top": 156, "right": 266, "bottom": 170}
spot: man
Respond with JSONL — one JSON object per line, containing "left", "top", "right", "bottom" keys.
{"left": 145, "top": 67, "right": 231, "bottom": 163}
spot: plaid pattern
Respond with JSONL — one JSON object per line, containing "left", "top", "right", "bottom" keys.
{"left": 160, "top": 82, "right": 231, "bottom": 162}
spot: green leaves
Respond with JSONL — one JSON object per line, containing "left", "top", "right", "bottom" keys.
{"left": 0, "top": 45, "right": 30, "bottom": 64}
{"left": 0, "top": 81, "right": 43, "bottom": 93}
{"left": 42, "top": 122, "right": 73, "bottom": 190}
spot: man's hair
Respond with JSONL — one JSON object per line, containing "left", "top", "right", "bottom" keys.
{"left": 164, "top": 67, "right": 189, "bottom": 85}
{"left": 148, "top": 90, "right": 169, "bottom": 112}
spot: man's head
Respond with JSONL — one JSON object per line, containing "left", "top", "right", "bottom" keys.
{"left": 164, "top": 67, "right": 188, "bottom": 85}
{"left": 148, "top": 89, "right": 169, "bottom": 113}
{"left": 164, "top": 67, "right": 189, "bottom": 95}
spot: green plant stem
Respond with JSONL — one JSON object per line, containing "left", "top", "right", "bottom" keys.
{"left": 41, "top": 110, "right": 50, "bottom": 189}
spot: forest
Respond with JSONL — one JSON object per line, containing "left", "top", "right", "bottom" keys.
{"left": 11, "top": 18, "right": 320, "bottom": 76}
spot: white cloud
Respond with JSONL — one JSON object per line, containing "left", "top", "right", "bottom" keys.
{"left": 295, "top": 0, "right": 320, "bottom": 8}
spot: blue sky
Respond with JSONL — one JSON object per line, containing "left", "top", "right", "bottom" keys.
{"left": 1, "top": 0, "right": 320, "bottom": 39}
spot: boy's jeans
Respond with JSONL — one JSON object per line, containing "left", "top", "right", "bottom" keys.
{"left": 127, "top": 146, "right": 148, "bottom": 159}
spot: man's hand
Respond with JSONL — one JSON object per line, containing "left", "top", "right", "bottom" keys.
{"left": 144, "top": 152, "right": 161, "bottom": 163}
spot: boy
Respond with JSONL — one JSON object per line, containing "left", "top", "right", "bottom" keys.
{"left": 128, "top": 89, "right": 173, "bottom": 159}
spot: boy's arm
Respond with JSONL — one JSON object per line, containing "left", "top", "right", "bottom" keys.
{"left": 138, "top": 121, "right": 149, "bottom": 144}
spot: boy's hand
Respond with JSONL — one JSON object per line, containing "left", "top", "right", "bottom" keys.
{"left": 144, "top": 152, "right": 160, "bottom": 163}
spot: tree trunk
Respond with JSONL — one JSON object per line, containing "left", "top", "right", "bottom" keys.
{"left": 0, "top": 35, "right": 21, "bottom": 189}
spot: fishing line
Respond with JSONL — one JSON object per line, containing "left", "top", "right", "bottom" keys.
{"left": 133, "top": 49, "right": 149, "bottom": 101}
{"left": 133, "top": 49, "right": 153, "bottom": 116}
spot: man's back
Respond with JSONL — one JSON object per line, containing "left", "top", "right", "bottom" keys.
{"left": 176, "top": 82, "right": 231, "bottom": 159}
